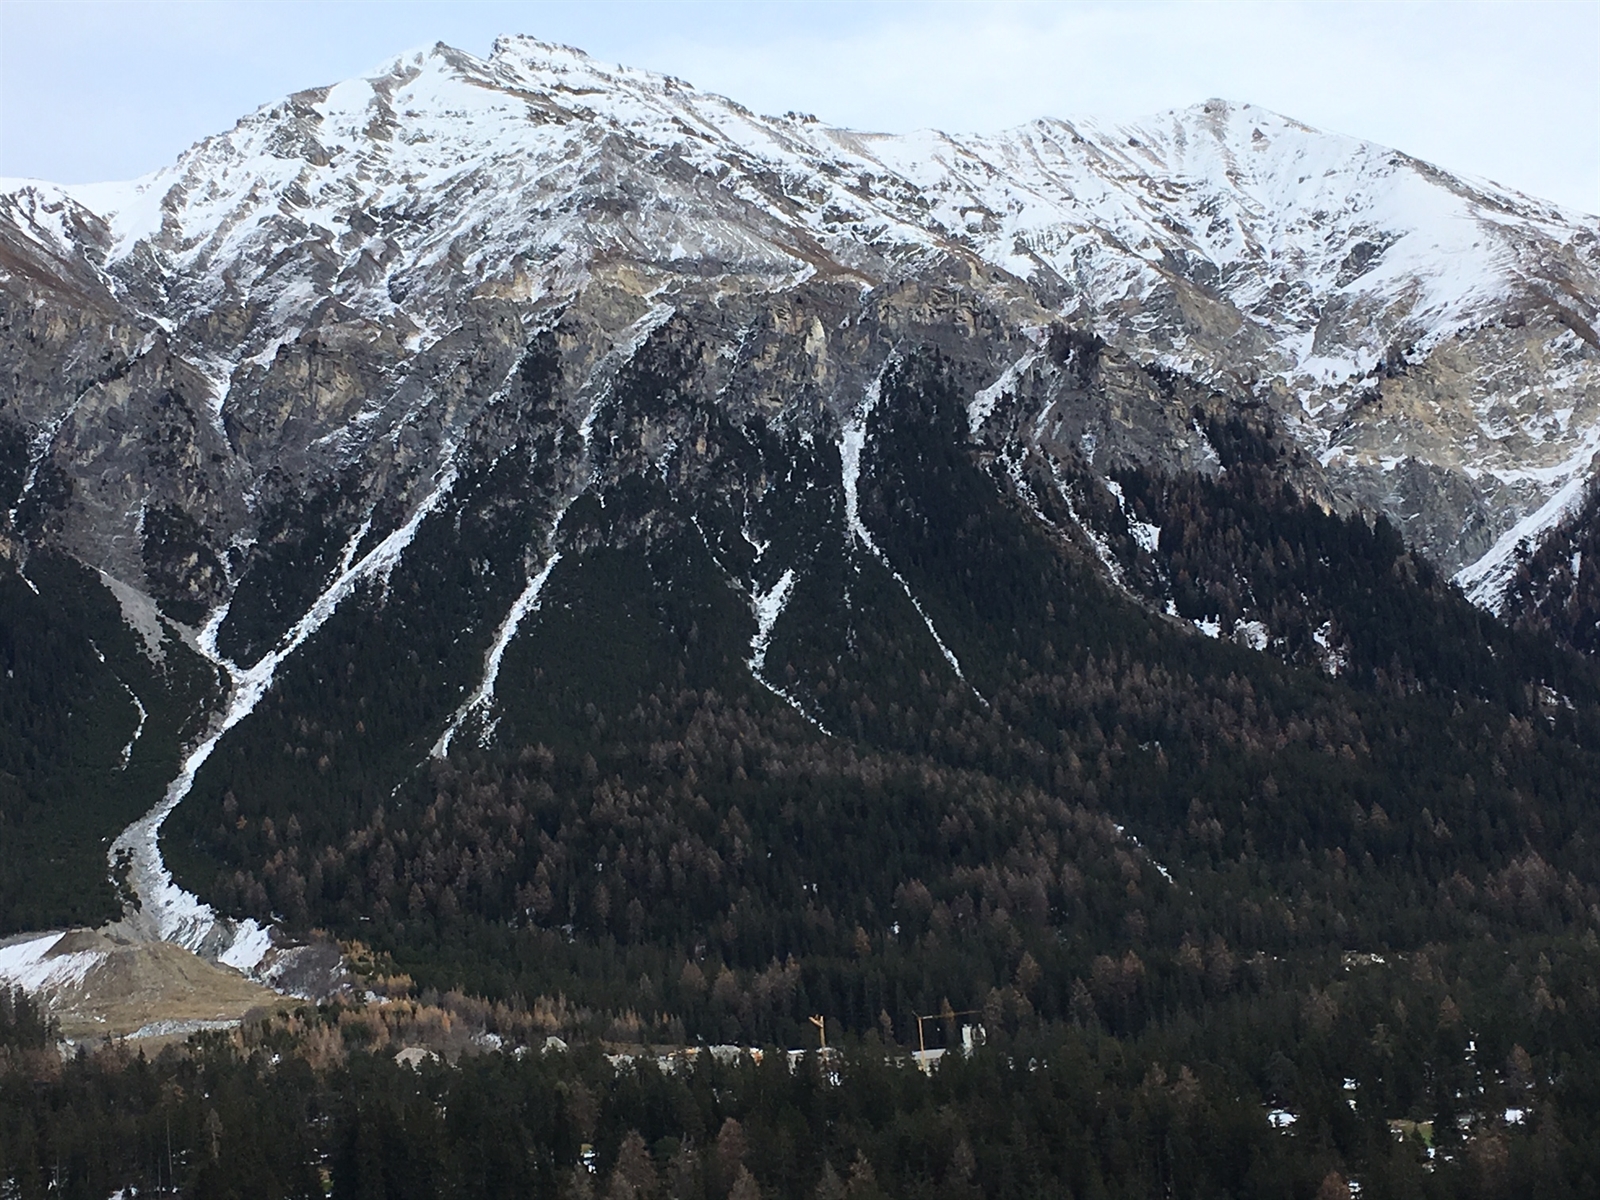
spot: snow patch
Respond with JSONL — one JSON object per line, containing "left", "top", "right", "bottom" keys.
{"left": 748, "top": 568, "right": 796, "bottom": 676}
{"left": 580, "top": 304, "right": 675, "bottom": 449}
{"left": 1235, "top": 619, "right": 1271, "bottom": 651}
{"left": 1050, "top": 464, "right": 1129, "bottom": 590}
{"left": 1311, "top": 620, "right": 1348, "bottom": 676}
{"left": 0, "top": 933, "right": 98, "bottom": 995}
{"left": 1454, "top": 436, "right": 1600, "bottom": 611}
{"left": 8, "top": 389, "right": 88, "bottom": 532}
{"left": 969, "top": 349, "right": 1041, "bottom": 435}
{"left": 433, "top": 540, "right": 565, "bottom": 759}
{"left": 117, "top": 682, "right": 147, "bottom": 770}
{"left": 1129, "top": 519, "right": 1162, "bottom": 554}
{"left": 435, "top": 319, "right": 665, "bottom": 759}
{"left": 1105, "top": 480, "right": 1162, "bottom": 554}
{"left": 216, "top": 922, "right": 275, "bottom": 974}
{"left": 1112, "top": 822, "right": 1176, "bottom": 886}
{"left": 745, "top": 567, "right": 828, "bottom": 733}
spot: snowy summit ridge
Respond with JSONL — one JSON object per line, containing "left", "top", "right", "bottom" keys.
{"left": 4, "top": 35, "right": 1593, "bottom": 594}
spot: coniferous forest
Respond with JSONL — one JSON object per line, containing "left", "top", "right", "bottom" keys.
{"left": 6, "top": 339, "right": 1600, "bottom": 1199}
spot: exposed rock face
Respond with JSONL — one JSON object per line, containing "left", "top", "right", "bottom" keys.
{"left": 0, "top": 36, "right": 1594, "bottom": 615}
{"left": 0, "top": 36, "right": 1596, "bottom": 972}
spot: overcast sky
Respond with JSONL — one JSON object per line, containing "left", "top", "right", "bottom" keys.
{"left": 2, "top": 0, "right": 1596, "bottom": 214}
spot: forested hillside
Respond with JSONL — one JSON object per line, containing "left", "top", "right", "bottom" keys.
{"left": 0, "top": 351, "right": 1549, "bottom": 1195}
{"left": 5, "top": 334, "right": 1600, "bottom": 1194}
{"left": 3, "top": 31, "right": 1600, "bottom": 1198}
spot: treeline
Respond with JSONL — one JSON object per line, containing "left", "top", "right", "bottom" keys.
{"left": 2, "top": 999, "right": 1597, "bottom": 1200}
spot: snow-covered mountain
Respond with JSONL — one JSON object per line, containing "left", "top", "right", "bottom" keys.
{"left": 1, "top": 34, "right": 1598, "bottom": 977}
{"left": 4, "top": 36, "right": 1597, "bottom": 589}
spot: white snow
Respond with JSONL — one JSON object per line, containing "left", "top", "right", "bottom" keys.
{"left": 837, "top": 380, "right": 881, "bottom": 551}
{"left": 1049, "top": 463, "right": 1132, "bottom": 591}
{"left": 0, "top": 33, "right": 1593, "bottom": 973}
{"left": 1235, "top": 619, "right": 1271, "bottom": 651}
{"left": 969, "top": 349, "right": 1042, "bottom": 435}
{"left": 1, "top": 38, "right": 1591, "bottom": 614}
{"left": 1111, "top": 821, "right": 1176, "bottom": 886}
{"left": 1311, "top": 620, "right": 1348, "bottom": 676}
{"left": 0, "top": 933, "right": 98, "bottom": 995}
{"left": 1105, "top": 480, "right": 1162, "bottom": 554}
{"left": 1454, "top": 434, "right": 1600, "bottom": 611}
{"left": 8, "top": 35, "right": 1577, "bottom": 462}
{"left": 433, "top": 543, "right": 564, "bottom": 759}
{"left": 743, "top": 567, "right": 828, "bottom": 732}
{"left": 581, "top": 304, "right": 677, "bottom": 448}
{"left": 7, "top": 388, "right": 88, "bottom": 533}
{"left": 1129, "top": 519, "right": 1162, "bottom": 555}
{"left": 748, "top": 568, "right": 796, "bottom": 676}
{"left": 117, "top": 682, "right": 147, "bottom": 770}
{"left": 436, "top": 308, "right": 678, "bottom": 759}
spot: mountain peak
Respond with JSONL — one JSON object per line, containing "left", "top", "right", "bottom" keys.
{"left": 487, "top": 33, "right": 604, "bottom": 74}
{"left": 1, "top": 34, "right": 1596, "bottom": 594}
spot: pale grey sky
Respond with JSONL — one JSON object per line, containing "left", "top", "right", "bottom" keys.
{"left": 2, "top": 0, "right": 1597, "bottom": 214}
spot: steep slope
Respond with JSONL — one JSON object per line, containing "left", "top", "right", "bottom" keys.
{"left": 2, "top": 36, "right": 1596, "bottom": 592}
{"left": 0, "top": 34, "right": 1597, "bottom": 1049}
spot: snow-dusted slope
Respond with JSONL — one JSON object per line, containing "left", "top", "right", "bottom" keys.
{"left": 4, "top": 35, "right": 1593, "bottom": 586}
{"left": 5, "top": 36, "right": 1587, "bottom": 383}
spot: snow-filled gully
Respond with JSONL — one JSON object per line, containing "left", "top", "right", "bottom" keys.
{"left": 109, "top": 302, "right": 670, "bottom": 973}
{"left": 1453, "top": 426, "right": 1600, "bottom": 612}
{"left": 432, "top": 315, "right": 670, "bottom": 759}
{"left": 117, "top": 681, "right": 147, "bottom": 771}
{"left": 432, "top": 505, "right": 571, "bottom": 759}
{"left": 840, "top": 377, "right": 986, "bottom": 706}
{"left": 109, "top": 455, "right": 461, "bottom": 975}
{"left": 744, "top": 568, "right": 831, "bottom": 735}
{"left": 685, "top": 508, "right": 830, "bottom": 734}
{"left": 748, "top": 569, "right": 795, "bottom": 680}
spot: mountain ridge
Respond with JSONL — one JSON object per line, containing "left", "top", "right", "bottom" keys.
{"left": 1, "top": 34, "right": 1599, "bottom": 1104}
{"left": 2, "top": 34, "right": 1596, "bottom": 607}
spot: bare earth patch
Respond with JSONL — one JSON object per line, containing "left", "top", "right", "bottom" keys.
{"left": 0, "top": 928, "right": 288, "bottom": 1042}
